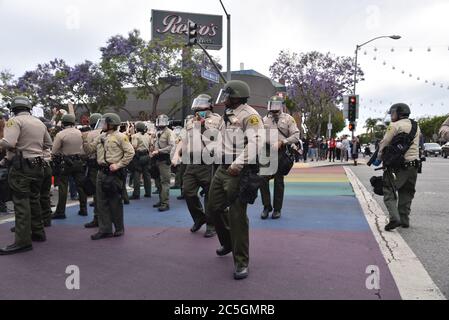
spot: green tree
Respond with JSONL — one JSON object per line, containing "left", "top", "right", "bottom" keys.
{"left": 419, "top": 115, "right": 449, "bottom": 142}
{"left": 364, "top": 118, "right": 382, "bottom": 141}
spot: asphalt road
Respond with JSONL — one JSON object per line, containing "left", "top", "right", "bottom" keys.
{"left": 351, "top": 157, "right": 449, "bottom": 299}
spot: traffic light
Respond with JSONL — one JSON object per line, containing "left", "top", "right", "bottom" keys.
{"left": 187, "top": 21, "right": 198, "bottom": 47}
{"left": 348, "top": 95, "right": 358, "bottom": 122}
{"left": 349, "top": 122, "right": 356, "bottom": 132}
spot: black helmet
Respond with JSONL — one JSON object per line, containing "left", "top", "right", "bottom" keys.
{"left": 389, "top": 103, "right": 411, "bottom": 119}
{"left": 135, "top": 122, "right": 147, "bottom": 133}
{"left": 11, "top": 96, "right": 32, "bottom": 113}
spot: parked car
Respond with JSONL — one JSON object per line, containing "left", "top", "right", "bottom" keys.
{"left": 424, "top": 143, "right": 443, "bottom": 157}
{"left": 442, "top": 142, "right": 449, "bottom": 159}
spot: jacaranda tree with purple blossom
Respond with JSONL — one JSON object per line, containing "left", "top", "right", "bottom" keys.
{"left": 100, "top": 29, "right": 220, "bottom": 120}
{"left": 68, "top": 61, "right": 127, "bottom": 115}
{"left": 15, "top": 59, "right": 72, "bottom": 109}
{"left": 270, "top": 51, "right": 363, "bottom": 137}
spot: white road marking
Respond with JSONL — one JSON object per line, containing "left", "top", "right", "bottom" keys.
{"left": 0, "top": 202, "right": 81, "bottom": 225}
{"left": 345, "top": 167, "right": 445, "bottom": 300}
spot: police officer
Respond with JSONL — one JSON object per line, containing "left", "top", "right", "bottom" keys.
{"left": 373, "top": 103, "right": 421, "bottom": 231}
{"left": 130, "top": 122, "right": 152, "bottom": 200}
{"left": 51, "top": 114, "right": 88, "bottom": 219}
{"left": 83, "top": 113, "right": 102, "bottom": 228}
{"left": 40, "top": 119, "right": 54, "bottom": 227}
{"left": 0, "top": 111, "right": 8, "bottom": 214}
{"left": 173, "top": 95, "right": 221, "bottom": 238}
{"left": 151, "top": 115, "right": 175, "bottom": 212}
{"left": 260, "top": 96, "right": 300, "bottom": 220}
{"left": 83, "top": 113, "right": 135, "bottom": 240}
{"left": 207, "top": 81, "right": 264, "bottom": 280}
{"left": 439, "top": 116, "right": 449, "bottom": 141}
{"left": 0, "top": 96, "right": 52, "bottom": 255}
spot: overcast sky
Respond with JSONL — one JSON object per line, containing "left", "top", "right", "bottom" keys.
{"left": 1, "top": 0, "right": 448, "bottom": 130}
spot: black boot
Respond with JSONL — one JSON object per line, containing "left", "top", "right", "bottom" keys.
{"left": 52, "top": 214, "right": 66, "bottom": 220}
{"left": 272, "top": 211, "right": 282, "bottom": 220}
{"left": 91, "top": 232, "right": 114, "bottom": 241}
{"left": 153, "top": 202, "right": 162, "bottom": 208}
{"left": 261, "top": 208, "right": 272, "bottom": 220}
{"left": 190, "top": 219, "right": 206, "bottom": 233}
{"left": 0, "top": 244, "right": 33, "bottom": 256}
{"left": 385, "top": 221, "right": 402, "bottom": 232}
{"left": 234, "top": 266, "right": 249, "bottom": 280}
{"left": 31, "top": 233, "right": 47, "bottom": 243}
{"left": 216, "top": 246, "right": 232, "bottom": 257}
{"left": 84, "top": 218, "right": 99, "bottom": 229}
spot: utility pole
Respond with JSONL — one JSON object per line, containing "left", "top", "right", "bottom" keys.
{"left": 219, "top": 0, "right": 231, "bottom": 81}
{"left": 328, "top": 113, "right": 332, "bottom": 139}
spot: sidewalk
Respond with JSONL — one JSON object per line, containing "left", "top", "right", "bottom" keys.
{"left": 0, "top": 166, "right": 401, "bottom": 300}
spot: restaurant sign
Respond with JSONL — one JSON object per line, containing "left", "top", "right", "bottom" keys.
{"left": 151, "top": 10, "right": 223, "bottom": 50}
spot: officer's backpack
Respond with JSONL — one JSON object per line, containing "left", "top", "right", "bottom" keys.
{"left": 381, "top": 120, "right": 418, "bottom": 169}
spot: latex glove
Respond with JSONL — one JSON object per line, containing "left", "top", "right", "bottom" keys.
{"left": 373, "top": 159, "right": 382, "bottom": 167}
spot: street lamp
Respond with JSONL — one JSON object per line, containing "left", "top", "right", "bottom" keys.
{"left": 219, "top": 0, "right": 231, "bottom": 81}
{"left": 353, "top": 35, "right": 401, "bottom": 94}
{"left": 351, "top": 35, "right": 401, "bottom": 141}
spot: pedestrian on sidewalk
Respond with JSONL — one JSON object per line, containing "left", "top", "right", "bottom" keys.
{"left": 328, "top": 138, "right": 336, "bottom": 162}
{"left": 302, "top": 137, "right": 309, "bottom": 162}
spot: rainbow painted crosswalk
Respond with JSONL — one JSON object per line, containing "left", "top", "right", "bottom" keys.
{"left": 0, "top": 165, "right": 401, "bottom": 300}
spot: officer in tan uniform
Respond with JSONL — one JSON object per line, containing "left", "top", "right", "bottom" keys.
{"left": 51, "top": 114, "right": 87, "bottom": 219}
{"left": 0, "top": 96, "right": 52, "bottom": 255}
{"left": 260, "top": 96, "right": 300, "bottom": 220}
{"left": 439, "top": 116, "right": 449, "bottom": 141}
{"left": 40, "top": 120, "right": 54, "bottom": 227}
{"left": 130, "top": 122, "right": 152, "bottom": 200}
{"left": 374, "top": 104, "right": 421, "bottom": 231}
{"left": 151, "top": 115, "right": 175, "bottom": 212}
{"left": 83, "top": 113, "right": 103, "bottom": 228}
{"left": 173, "top": 95, "right": 222, "bottom": 238}
{"left": 83, "top": 113, "right": 134, "bottom": 240}
{"left": 207, "top": 81, "right": 264, "bottom": 280}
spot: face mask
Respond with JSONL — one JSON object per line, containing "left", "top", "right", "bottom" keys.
{"left": 198, "top": 111, "right": 207, "bottom": 119}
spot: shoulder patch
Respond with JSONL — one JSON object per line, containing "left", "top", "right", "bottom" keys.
{"left": 6, "top": 119, "right": 16, "bottom": 128}
{"left": 248, "top": 115, "right": 261, "bottom": 126}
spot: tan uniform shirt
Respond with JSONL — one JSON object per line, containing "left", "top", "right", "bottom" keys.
{"left": 83, "top": 130, "right": 135, "bottom": 169}
{"left": 263, "top": 113, "right": 300, "bottom": 145}
{"left": 156, "top": 128, "right": 175, "bottom": 155}
{"left": 220, "top": 104, "right": 264, "bottom": 171}
{"left": 378, "top": 119, "right": 421, "bottom": 162}
{"left": 182, "top": 113, "right": 222, "bottom": 161}
{"left": 83, "top": 129, "right": 102, "bottom": 159}
{"left": 439, "top": 117, "right": 449, "bottom": 141}
{"left": 0, "top": 112, "right": 52, "bottom": 160}
{"left": 132, "top": 133, "right": 151, "bottom": 152}
{"left": 52, "top": 127, "right": 84, "bottom": 156}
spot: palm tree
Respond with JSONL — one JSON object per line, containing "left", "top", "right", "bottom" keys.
{"left": 365, "top": 118, "right": 382, "bottom": 141}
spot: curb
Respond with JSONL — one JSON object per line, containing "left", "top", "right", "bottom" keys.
{"left": 345, "top": 167, "right": 445, "bottom": 300}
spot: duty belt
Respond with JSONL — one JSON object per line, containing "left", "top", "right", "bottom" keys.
{"left": 25, "top": 157, "right": 44, "bottom": 167}
{"left": 404, "top": 160, "right": 421, "bottom": 168}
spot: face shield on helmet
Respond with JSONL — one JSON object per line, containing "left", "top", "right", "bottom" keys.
{"left": 192, "top": 96, "right": 212, "bottom": 112}
{"left": 216, "top": 89, "right": 231, "bottom": 105}
{"left": 146, "top": 122, "right": 156, "bottom": 134}
{"left": 184, "top": 115, "right": 195, "bottom": 127}
{"left": 267, "top": 100, "right": 285, "bottom": 113}
{"left": 156, "top": 115, "right": 169, "bottom": 129}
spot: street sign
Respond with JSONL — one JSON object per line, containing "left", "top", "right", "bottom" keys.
{"left": 328, "top": 123, "right": 333, "bottom": 131}
{"left": 151, "top": 10, "right": 223, "bottom": 50}
{"left": 201, "top": 69, "right": 220, "bottom": 84}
